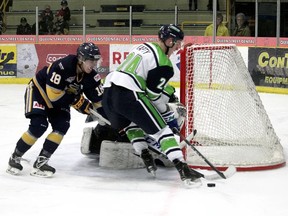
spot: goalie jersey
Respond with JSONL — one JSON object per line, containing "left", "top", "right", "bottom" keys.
{"left": 103, "top": 42, "right": 175, "bottom": 113}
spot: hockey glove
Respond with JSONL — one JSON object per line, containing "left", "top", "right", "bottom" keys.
{"left": 162, "top": 110, "right": 179, "bottom": 130}
{"left": 72, "top": 94, "right": 92, "bottom": 115}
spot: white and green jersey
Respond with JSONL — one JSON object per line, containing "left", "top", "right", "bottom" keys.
{"left": 103, "top": 42, "right": 175, "bottom": 113}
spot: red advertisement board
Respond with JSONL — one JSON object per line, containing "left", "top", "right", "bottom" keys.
{"left": 34, "top": 44, "right": 109, "bottom": 76}
{"left": 0, "top": 35, "right": 287, "bottom": 48}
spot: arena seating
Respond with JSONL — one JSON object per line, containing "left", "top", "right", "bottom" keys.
{"left": 4, "top": 0, "right": 226, "bottom": 36}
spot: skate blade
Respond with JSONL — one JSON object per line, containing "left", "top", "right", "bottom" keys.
{"left": 183, "top": 179, "right": 202, "bottom": 188}
{"left": 30, "top": 168, "right": 54, "bottom": 178}
{"left": 6, "top": 166, "right": 21, "bottom": 175}
{"left": 147, "top": 166, "right": 157, "bottom": 177}
{"left": 149, "top": 170, "right": 156, "bottom": 177}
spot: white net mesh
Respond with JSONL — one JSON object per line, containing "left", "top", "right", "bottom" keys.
{"left": 181, "top": 44, "right": 285, "bottom": 170}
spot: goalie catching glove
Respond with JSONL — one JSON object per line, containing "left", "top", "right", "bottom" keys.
{"left": 161, "top": 102, "right": 187, "bottom": 130}
{"left": 72, "top": 94, "right": 92, "bottom": 115}
{"left": 167, "top": 102, "right": 186, "bottom": 129}
{"left": 162, "top": 109, "right": 179, "bottom": 130}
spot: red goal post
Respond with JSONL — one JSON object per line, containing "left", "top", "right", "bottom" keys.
{"left": 179, "top": 43, "right": 285, "bottom": 171}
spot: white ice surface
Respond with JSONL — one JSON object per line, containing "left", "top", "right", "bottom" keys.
{"left": 0, "top": 84, "right": 287, "bottom": 216}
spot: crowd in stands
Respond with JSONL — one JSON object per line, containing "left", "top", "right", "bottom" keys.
{"left": 0, "top": 10, "right": 6, "bottom": 34}
{"left": 2, "top": 0, "right": 252, "bottom": 37}
{"left": 204, "top": 12, "right": 229, "bottom": 36}
{"left": 16, "top": 0, "right": 70, "bottom": 35}
{"left": 204, "top": 12, "right": 251, "bottom": 37}
{"left": 232, "top": 12, "right": 251, "bottom": 37}
{"left": 16, "top": 17, "right": 31, "bottom": 35}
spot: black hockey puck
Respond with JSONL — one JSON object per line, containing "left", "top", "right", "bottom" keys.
{"left": 207, "top": 183, "right": 216, "bottom": 187}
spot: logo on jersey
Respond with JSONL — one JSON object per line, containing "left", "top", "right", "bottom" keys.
{"left": 94, "top": 74, "right": 101, "bottom": 82}
{"left": 65, "top": 76, "right": 76, "bottom": 83}
{"left": 58, "top": 62, "right": 64, "bottom": 70}
{"left": 33, "top": 101, "right": 45, "bottom": 110}
{"left": 136, "top": 44, "right": 151, "bottom": 54}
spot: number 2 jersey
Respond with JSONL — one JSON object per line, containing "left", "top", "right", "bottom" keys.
{"left": 103, "top": 42, "right": 175, "bottom": 113}
{"left": 32, "top": 54, "right": 103, "bottom": 109}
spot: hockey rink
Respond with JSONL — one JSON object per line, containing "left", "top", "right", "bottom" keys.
{"left": 0, "top": 84, "right": 287, "bottom": 216}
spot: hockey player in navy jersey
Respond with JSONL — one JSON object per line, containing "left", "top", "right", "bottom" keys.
{"left": 7, "top": 42, "right": 105, "bottom": 177}
{"left": 102, "top": 24, "right": 203, "bottom": 187}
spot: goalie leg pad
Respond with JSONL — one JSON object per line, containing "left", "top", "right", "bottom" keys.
{"left": 99, "top": 140, "right": 174, "bottom": 169}
{"left": 99, "top": 140, "right": 145, "bottom": 169}
{"left": 81, "top": 127, "right": 93, "bottom": 155}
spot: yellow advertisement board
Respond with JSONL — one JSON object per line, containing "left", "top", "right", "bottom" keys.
{"left": 0, "top": 44, "right": 17, "bottom": 77}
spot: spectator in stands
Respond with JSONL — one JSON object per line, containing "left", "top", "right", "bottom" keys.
{"left": 41, "top": 5, "right": 54, "bottom": 34}
{"left": 189, "top": 0, "right": 198, "bottom": 11}
{"left": 59, "top": 0, "right": 71, "bottom": 23}
{"left": 16, "top": 17, "right": 32, "bottom": 35}
{"left": 53, "top": 11, "right": 69, "bottom": 35}
{"left": 0, "top": 10, "right": 6, "bottom": 35}
{"left": 204, "top": 12, "right": 229, "bottom": 36}
{"left": 207, "top": 0, "right": 219, "bottom": 11}
{"left": 32, "top": 15, "right": 49, "bottom": 35}
{"left": 232, "top": 13, "right": 251, "bottom": 37}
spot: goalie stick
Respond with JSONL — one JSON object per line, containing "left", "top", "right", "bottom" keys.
{"left": 172, "top": 128, "right": 237, "bottom": 180}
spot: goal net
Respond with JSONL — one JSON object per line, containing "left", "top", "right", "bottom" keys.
{"left": 180, "top": 44, "right": 285, "bottom": 171}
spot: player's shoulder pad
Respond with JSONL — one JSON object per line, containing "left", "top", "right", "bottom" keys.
{"left": 55, "top": 55, "right": 78, "bottom": 71}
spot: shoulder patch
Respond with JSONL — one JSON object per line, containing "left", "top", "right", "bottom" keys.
{"left": 94, "top": 74, "right": 101, "bottom": 82}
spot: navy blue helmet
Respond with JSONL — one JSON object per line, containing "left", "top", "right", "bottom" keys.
{"left": 77, "top": 42, "right": 101, "bottom": 61}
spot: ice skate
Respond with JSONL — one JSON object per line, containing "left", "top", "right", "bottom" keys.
{"left": 30, "top": 156, "right": 56, "bottom": 178}
{"left": 173, "top": 159, "right": 202, "bottom": 188}
{"left": 140, "top": 149, "right": 157, "bottom": 177}
{"left": 6, "top": 153, "right": 23, "bottom": 175}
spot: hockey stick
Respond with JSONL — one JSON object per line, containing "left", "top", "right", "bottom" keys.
{"left": 145, "top": 130, "right": 235, "bottom": 180}
{"left": 172, "top": 127, "right": 228, "bottom": 179}
{"left": 203, "top": 165, "right": 236, "bottom": 180}
{"left": 89, "top": 108, "right": 111, "bottom": 125}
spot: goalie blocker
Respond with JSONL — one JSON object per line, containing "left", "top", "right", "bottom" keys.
{"left": 80, "top": 102, "right": 186, "bottom": 169}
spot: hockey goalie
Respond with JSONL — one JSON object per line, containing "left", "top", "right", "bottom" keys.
{"left": 80, "top": 88, "right": 187, "bottom": 169}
